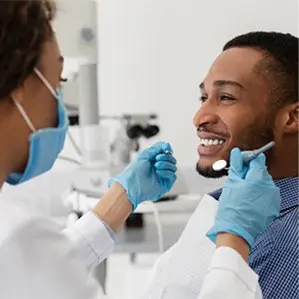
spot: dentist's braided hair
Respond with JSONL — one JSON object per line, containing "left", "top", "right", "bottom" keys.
{"left": 0, "top": 0, "right": 56, "bottom": 99}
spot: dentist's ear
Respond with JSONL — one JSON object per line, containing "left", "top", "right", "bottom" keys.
{"left": 281, "top": 102, "right": 299, "bottom": 134}
{"left": 10, "top": 87, "right": 25, "bottom": 104}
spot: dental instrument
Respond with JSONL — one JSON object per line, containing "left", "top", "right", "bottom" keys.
{"left": 164, "top": 150, "right": 173, "bottom": 155}
{"left": 212, "top": 141, "right": 275, "bottom": 171}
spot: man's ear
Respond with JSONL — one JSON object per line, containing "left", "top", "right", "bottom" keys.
{"left": 281, "top": 102, "right": 299, "bottom": 134}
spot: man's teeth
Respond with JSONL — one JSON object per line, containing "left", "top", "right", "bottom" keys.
{"left": 199, "top": 138, "right": 224, "bottom": 146}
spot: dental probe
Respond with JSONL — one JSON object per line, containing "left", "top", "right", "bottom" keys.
{"left": 164, "top": 150, "right": 173, "bottom": 154}
{"left": 212, "top": 140, "right": 275, "bottom": 171}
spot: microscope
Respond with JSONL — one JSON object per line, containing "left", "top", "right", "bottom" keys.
{"left": 110, "top": 114, "right": 160, "bottom": 172}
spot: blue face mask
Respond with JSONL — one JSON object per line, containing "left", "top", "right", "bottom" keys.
{"left": 6, "top": 68, "right": 69, "bottom": 185}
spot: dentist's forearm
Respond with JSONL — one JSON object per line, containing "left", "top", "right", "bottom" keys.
{"left": 216, "top": 233, "right": 250, "bottom": 261}
{"left": 93, "top": 182, "right": 132, "bottom": 232}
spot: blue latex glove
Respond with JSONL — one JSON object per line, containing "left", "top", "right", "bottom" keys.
{"left": 109, "top": 142, "right": 177, "bottom": 210}
{"left": 206, "top": 148, "right": 281, "bottom": 249}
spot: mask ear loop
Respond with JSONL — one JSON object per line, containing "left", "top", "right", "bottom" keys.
{"left": 12, "top": 68, "right": 58, "bottom": 133}
{"left": 11, "top": 96, "right": 36, "bottom": 133}
{"left": 34, "top": 68, "right": 58, "bottom": 99}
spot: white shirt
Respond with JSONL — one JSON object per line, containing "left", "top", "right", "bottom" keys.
{"left": 0, "top": 193, "right": 262, "bottom": 299}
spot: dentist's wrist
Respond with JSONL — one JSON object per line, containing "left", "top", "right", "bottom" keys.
{"left": 93, "top": 182, "right": 133, "bottom": 232}
{"left": 216, "top": 233, "right": 250, "bottom": 262}
{"left": 108, "top": 177, "right": 136, "bottom": 211}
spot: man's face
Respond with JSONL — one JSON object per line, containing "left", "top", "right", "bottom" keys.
{"left": 193, "top": 47, "right": 275, "bottom": 178}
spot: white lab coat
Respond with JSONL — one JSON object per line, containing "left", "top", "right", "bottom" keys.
{"left": 0, "top": 193, "right": 262, "bottom": 299}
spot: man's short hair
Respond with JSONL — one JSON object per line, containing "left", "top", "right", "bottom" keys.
{"left": 223, "top": 31, "right": 298, "bottom": 109}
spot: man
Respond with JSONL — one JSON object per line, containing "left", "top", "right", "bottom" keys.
{"left": 144, "top": 31, "right": 298, "bottom": 299}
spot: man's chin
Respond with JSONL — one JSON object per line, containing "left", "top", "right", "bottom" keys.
{"left": 196, "top": 163, "right": 228, "bottom": 179}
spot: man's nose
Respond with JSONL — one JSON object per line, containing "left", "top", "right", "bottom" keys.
{"left": 193, "top": 103, "right": 219, "bottom": 128}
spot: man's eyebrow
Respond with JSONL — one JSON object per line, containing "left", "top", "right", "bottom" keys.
{"left": 214, "top": 80, "right": 244, "bottom": 89}
{"left": 199, "top": 80, "right": 245, "bottom": 90}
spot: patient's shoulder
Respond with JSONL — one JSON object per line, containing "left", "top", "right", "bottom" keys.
{"left": 273, "top": 207, "right": 298, "bottom": 251}
{"left": 250, "top": 206, "right": 298, "bottom": 260}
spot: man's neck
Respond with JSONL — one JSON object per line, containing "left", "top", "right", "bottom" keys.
{"left": 268, "top": 146, "right": 298, "bottom": 179}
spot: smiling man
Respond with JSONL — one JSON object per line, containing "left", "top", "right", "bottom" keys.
{"left": 194, "top": 38, "right": 297, "bottom": 180}
{"left": 144, "top": 31, "right": 298, "bottom": 299}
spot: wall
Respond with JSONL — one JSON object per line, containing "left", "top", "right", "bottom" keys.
{"left": 53, "top": 0, "right": 98, "bottom": 62}
{"left": 97, "top": 0, "right": 298, "bottom": 167}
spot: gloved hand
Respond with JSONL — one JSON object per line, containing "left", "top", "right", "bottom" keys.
{"left": 109, "top": 142, "right": 177, "bottom": 210}
{"left": 206, "top": 148, "right": 281, "bottom": 249}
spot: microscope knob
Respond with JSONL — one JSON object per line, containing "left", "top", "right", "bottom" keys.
{"left": 143, "top": 125, "right": 160, "bottom": 138}
{"left": 127, "top": 124, "right": 143, "bottom": 139}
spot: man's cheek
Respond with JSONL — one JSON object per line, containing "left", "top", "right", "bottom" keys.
{"left": 222, "top": 127, "right": 248, "bottom": 161}
{"left": 224, "top": 117, "right": 252, "bottom": 148}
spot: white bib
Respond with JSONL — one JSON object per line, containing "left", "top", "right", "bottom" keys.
{"left": 144, "top": 194, "right": 219, "bottom": 299}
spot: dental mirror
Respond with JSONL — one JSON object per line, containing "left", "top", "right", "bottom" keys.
{"left": 212, "top": 141, "right": 275, "bottom": 172}
{"left": 212, "top": 159, "right": 228, "bottom": 171}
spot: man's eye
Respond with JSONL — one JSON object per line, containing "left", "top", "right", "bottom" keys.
{"left": 220, "top": 95, "right": 235, "bottom": 102}
{"left": 60, "top": 77, "right": 68, "bottom": 83}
